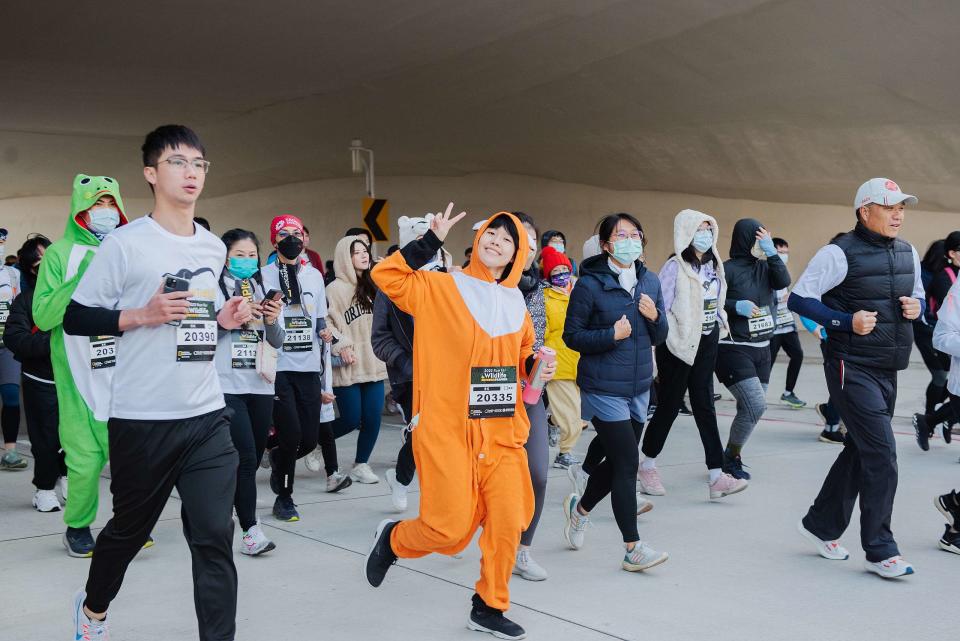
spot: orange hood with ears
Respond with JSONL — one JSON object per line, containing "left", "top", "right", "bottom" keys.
{"left": 464, "top": 212, "right": 529, "bottom": 288}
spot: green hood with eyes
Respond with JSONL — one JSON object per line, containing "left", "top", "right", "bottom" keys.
{"left": 67, "top": 173, "right": 128, "bottom": 245}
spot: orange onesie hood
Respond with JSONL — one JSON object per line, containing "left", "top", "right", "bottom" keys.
{"left": 463, "top": 212, "right": 529, "bottom": 288}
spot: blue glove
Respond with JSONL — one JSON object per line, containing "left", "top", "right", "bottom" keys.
{"left": 735, "top": 300, "right": 756, "bottom": 317}
{"left": 758, "top": 234, "right": 777, "bottom": 257}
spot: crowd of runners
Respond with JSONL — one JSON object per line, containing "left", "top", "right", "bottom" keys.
{"left": 0, "top": 125, "right": 957, "bottom": 641}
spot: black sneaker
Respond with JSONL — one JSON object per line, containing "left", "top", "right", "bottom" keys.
{"left": 366, "top": 519, "right": 398, "bottom": 587}
{"left": 914, "top": 413, "right": 930, "bottom": 451}
{"left": 678, "top": 401, "right": 692, "bottom": 416}
{"left": 272, "top": 496, "right": 299, "bottom": 522}
{"left": 63, "top": 527, "right": 95, "bottom": 558}
{"left": 722, "top": 451, "right": 751, "bottom": 480}
{"left": 939, "top": 524, "right": 960, "bottom": 555}
{"left": 818, "top": 429, "right": 845, "bottom": 444}
{"left": 935, "top": 491, "right": 960, "bottom": 527}
{"left": 467, "top": 593, "right": 526, "bottom": 640}
{"left": 943, "top": 422, "right": 953, "bottom": 445}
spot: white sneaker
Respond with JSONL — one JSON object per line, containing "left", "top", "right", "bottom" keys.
{"left": 73, "top": 589, "right": 108, "bottom": 640}
{"left": 512, "top": 548, "right": 548, "bottom": 581}
{"left": 708, "top": 473, "right": 749, "bottom": 500}
{"left": 351, "top": 462, "right": 380, "bottom": 484}
{"left": 240, "top": 522, "right": 276, "bottom": 556}
{"left": 303, "top": 448, "right": 323, "bottom": 473}
{"left": 57, "top": 475, "right": 68, "bottom": 502}
{"left": 567, "top": 463, "right": 588, "bottom": 496}
{"left": 797, "top": 520, "right": 849, "bottom": 560}
{"left": 562, "top": 493, "right": 589, "bottom": 550}
{"left": 326, "top": 470, "right": 353, "bottom": 493}
{"left": 636, "top": 494, "right": 654, "bottom": 515}
{"left": 32, "top": 489, "right": 61, "bottom": 513}
{"left": 865, "top": 556, "right": 914, "bottom": 579}
{"left": 622, "top": 541, "right": 669, "bottom": 572}
{"left": 385, "top": 468, "right": 408, "bottom": 512}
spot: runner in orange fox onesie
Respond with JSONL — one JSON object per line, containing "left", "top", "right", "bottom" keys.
{"left": 365, "top": 204, "right": 555, "bottom": 640}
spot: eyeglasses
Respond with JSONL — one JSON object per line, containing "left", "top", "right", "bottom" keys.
{"left": 275, "top": 230, "right": 303, "bottom": 240}
{"left": 610, "top": 231, "right": 643, "bottom": 242}
{"left": 155, "top": 156, "right": 211, "bottom": 174}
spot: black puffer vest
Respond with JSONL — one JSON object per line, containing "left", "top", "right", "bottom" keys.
{"left": 822, "top": 223, "right": 915, "bottom": 370}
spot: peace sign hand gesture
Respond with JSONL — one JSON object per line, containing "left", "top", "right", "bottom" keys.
{"left": 429, "top": 202, "right": 468, "bottom": 242}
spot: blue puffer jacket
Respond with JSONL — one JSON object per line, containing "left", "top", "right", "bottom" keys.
{"left": 563, "top": 254, "right": 668, "bottom": 398}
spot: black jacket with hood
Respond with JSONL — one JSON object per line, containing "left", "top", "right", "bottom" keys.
{"left": 4, "top": 271, "right": 54, "bottom": 381}
{"left": 371, "top": 238, "right": 446, "bottom": 386}
{"left": 723, "top": 218, "right": 791, "bottom": 343}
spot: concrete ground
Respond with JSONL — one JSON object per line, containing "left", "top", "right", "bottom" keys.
{"left": 2, "top": 339, "right": 958, "bottom": 641}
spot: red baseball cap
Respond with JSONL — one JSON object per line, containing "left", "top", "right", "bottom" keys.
{"left": 270, "top": 215, "right": 304, "bottom": 244}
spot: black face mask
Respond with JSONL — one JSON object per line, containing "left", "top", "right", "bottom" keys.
{"left": 277, "top": 236, "right": 304, "bottom": 260}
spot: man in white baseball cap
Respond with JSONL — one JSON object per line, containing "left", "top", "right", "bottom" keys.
{"left": 787, "top": 177, "right": 925, "bottom": 579}
{"left": 854, "top": 177, "right": 918, "bottom": 210}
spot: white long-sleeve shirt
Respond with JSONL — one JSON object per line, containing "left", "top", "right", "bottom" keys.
{"left": 933, "top": 278, "right": 960, "bottom": 396}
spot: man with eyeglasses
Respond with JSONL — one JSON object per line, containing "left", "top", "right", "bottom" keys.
{"left": 65, "top": 125, "right": 251, "bottom": 641}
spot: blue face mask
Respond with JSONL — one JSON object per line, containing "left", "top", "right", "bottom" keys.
{"left": 228, "top": 256, "right": 259, "bottom": 280}
{"left": 87, "top": 207, "right": 120, "bottom": 235}
{"left": 550, "top": 272, "right": 571, "bottom": 288}
{"left": 610, "top": 238, "right": 643, "bottom": 265}
{"left": 691, "top": 229, "right": 713, "bottom": 253}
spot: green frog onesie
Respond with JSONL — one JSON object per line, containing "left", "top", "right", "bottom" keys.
{"left": 33, "top": 174, "right": 128, "bottom": 533}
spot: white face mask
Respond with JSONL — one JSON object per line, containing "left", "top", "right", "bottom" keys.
{"left": 778, "top": 252, "right": 789, "bottom": 265}
{"left": 88, "top": 207, "right": 120, "bottom": 235}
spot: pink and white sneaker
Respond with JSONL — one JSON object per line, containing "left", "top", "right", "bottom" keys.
{"left": 637, "top": 467, "right": 666, "bottom": 496}
{"left": 865, "top": 556, "right": 914, "bottom": 578}
{"left": 797, "top": 520, "right": 849, "bottom": 560}
{"left": 708, "top": 473, "right": 748, "bottom": 499}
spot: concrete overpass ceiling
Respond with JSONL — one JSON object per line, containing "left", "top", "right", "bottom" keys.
{"left": 3, "top": 0, "right": 960, "bottom": 210}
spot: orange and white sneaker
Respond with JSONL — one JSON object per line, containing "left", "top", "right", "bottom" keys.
{"left": 865, "top": 556, "right": 914, "bottom": 579}
{"left": 797, "top": 520, "right": 849, "bottom": 560}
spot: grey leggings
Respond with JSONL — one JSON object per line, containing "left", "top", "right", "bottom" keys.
{"left": 521, "top": 398, "right": 549, "bottom": 546}
{"left": 727, "top": 378, "right": 769, "bottom": 448}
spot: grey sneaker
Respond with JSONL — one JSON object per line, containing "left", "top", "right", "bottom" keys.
{"left": 73, "top": 589, "right": 108, "bottom": 640}
{"left": 562, "top": 493, "right": 589, "bottom": 550}
{"left": 567, "top": 463, "right": 587, "bottom": 497}
{"left": 547, "top": 424, "right": 560, "bottom": 448}
{"left": 780, "top": 392, "right": 807, "bottom": 409}
{"left": 622, "top": 541, "right": 669, "bottom": 572}
{"left": 552, "top": 452, "right": 580, "bottom": 469}
{"left": 0, "top": 449, "right": 27, "bottom": 470}
{"left": 512, "top": 548, "right": 548, "bottom": 581}
{"left": 326, "top": 470, "right": 353, "bottom": 493}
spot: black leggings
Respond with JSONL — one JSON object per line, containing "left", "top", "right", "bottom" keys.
{"left": 392, "top": 382, "right": 416, "bottom": 486}
{"left": 22, "top": 376, "right": 65, "bottom": 490}
{"left": 642, "top": 330, "right": 723, "bottom": 469}
{"left": 914, "top": 321, "right": 950, "bottom": 414}
{"left": 770, "top": 331, "right": 803, "bottom": 393}
{"left": 579, "top": 417, "right": 642, "bottom": 543}
{"left": 272, "top": 371, "right": 337, "bottom": 496}
{"left": 224, "top": 393, "right": 273, "bottom": 530}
